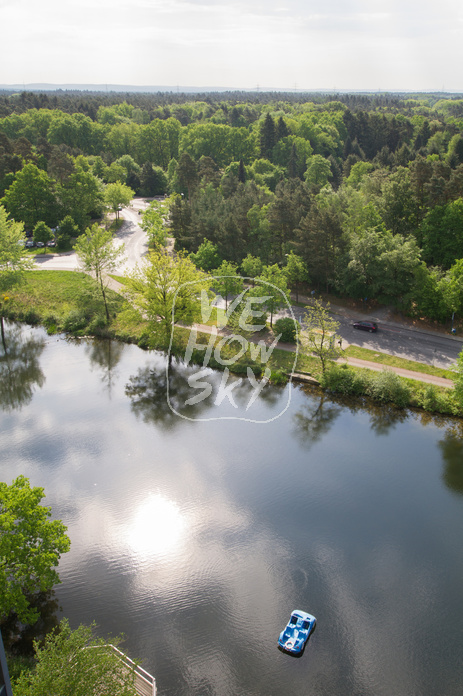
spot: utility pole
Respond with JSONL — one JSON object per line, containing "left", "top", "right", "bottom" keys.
{"left": 0, "top": 630, "right": 13, "bottom": 696}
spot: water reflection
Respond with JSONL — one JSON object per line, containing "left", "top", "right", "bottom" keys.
{"left": 293, "top": 392, "right": 342, "bottom": 447}
{"left": 85, "top": 338, "right": 124, "bottom": 395}
{"left": 126, "top": 493, "right": 187, "bottom": 559}
{"left": 439, "top": 436, "right": 463, "bottom": 494}
{"left": 0, "top": 590, "right": 60, "bottom": 654}
{"left": 0, "top": 322, "right": 45, "bottom": 412}
{"left": 293, "top": 387, "right": 412, "bottom": 447}
{"left": 125, "top": 363, "right": 211, "bottom": 428}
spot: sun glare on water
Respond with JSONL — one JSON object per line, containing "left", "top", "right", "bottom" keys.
{"left": 126, "top": 493, "right": 187, "bottom": 559}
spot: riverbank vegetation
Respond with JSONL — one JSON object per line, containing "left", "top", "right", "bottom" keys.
{"left": 2, "top": 269, "right": 463, "bottom": 417}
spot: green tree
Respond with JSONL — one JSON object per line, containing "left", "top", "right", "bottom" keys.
{"left": 104, "top": 182, "right": 134, "bottom": 221}
{"left": 212, "top": 260, "right": 244, "bottom": 310}
{"left": 58, "top": 166, "right": 104, "bottom": 231}
{"left": 14, "top": 619, "right": 139, "bottom": 696}
{"left": 1, "top": 162, "right": 57, "bottom": 229}
{"left": 127, "top": 248, "right": 212, "bottom": 350}
{"left": 141, "top": 199, "right": 169, "bottom": 248}
{"left": 0, "top": 205, "right": 33, "bottom": 350}
{"left": 241, "top": 253, "right": 263, "bottom": 283}
{"left": 284, "top": 251, "right": 309, "bottom": 302}
{"left": 341, "top": 228, "right": 421, "bottom": 303}
{"left": 57, "top": 215, "right": 78, "bottom": 249}
{"left": 260, "top": 113, "right": 276, "bottom": 160}
{"left": 299, "top": 299, "right": 342, "bottom": 374}
{"left": 175, "top": 152, "right": 198, "bottom": 200}
{"left": 190, "top": 238, "right": 222, "bottom": 271}
{"left": 253, "top": 264, "right": 289, "bottom": 328}
{"left": 421, "top": 198, "right": 463, "bottom": 269}
{"left": 33, "top": 221, "right": 52, "bottom": 248}
{"left": 0, "top": 476, "right": 70, "bottom": 624}
{"left": 74, "top": 223, "right": 125, "bottom": 322}
{"left": 274, "top": 316, "right": 298, "bottom": 343}
{"left": 304, "top": 154, "right": 332, "bottom": 190}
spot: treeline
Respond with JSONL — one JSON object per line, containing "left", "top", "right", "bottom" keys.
{"left": 4, "top": 89, "right": 463, "bottom": 119}
{"left": 2, "top": 93, "right": 463, "bottom": 323}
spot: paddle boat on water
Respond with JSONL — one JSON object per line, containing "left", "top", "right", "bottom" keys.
{"left": 278, "top": 610, "right": 316, "bottom": 655}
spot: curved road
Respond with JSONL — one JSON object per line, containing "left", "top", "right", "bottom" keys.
{"left": 33, "top": 198, "right": 150, "bottom": 274}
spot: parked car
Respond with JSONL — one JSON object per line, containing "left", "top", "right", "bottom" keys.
{"left": 353, "top": 320, "right": 378, "bottom": 333}
{"left": 36, "top": 241, "right": 45, "bottom": 247}
{"left": 46, "top": 240, "right": 56, "bottom": 247}
{"left": 25, "top": 239, "right": 35, "bottom": 248}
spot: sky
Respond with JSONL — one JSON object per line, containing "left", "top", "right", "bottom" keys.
{"left": 1, "top": 0, "right": 463, "bottom": 92}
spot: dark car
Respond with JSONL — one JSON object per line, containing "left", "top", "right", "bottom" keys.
{"left": 353, "top": 320, "right": 378, "bottom": 333}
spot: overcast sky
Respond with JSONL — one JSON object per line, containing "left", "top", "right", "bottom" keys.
{"left": 1, "top": 0, "right": 462, "bottom": 91}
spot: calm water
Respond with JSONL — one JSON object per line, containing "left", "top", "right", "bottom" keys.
{"left": 1, "top": 322, "right": 463, "bottom": 696}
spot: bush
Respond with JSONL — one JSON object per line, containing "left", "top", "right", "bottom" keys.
{"left": 321, "top": 363, "right": 369, "bottom": 396}
{"left": 366, "top": 369, "right": 411, "bottom": 408}
{"left": 415, "top": 384, "right": 461, "bottom": 416}
{"left": 44, "top": 314, "right": 60, "bottom": 334}
{"left": 274, "top": 317, "right": 298, "bottom": 343}
{"left": 63, "top": 310, "right": 88, "bottom": 333}
{"left": 270, "top": 369, "right": 287, "bottom": 385}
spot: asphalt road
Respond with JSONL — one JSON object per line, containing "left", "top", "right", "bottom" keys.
{"left": 279, "top": 304, "right": 462, "bottom": 370}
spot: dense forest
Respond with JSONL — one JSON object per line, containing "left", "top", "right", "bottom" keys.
{"left": 2, "top": 89, "right": 463, "bottom": 324}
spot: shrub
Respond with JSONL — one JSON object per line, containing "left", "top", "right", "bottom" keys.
{"left": 274, "top": 317, "right": 298, "bottom": 343}
{"left": 44, "top": 314, "right": 60, "bottom": 334}
{"left": 321, "top": 363, "right": 369, "bottom": 396}
{"left": 270, "top": 369, "right": 287, "bottom": 385}
{"left": 63, "top": 310, "right": 88, "bottom": 333}
{"left": 415, "top": 384, "right": 461, "bottom": 416}
{"left": 366, "top": 369, "right": 411, "bottom": 408}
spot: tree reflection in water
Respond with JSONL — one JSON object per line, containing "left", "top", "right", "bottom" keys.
{"left": 85, "top": 338, "right": 124, "bottom": 396}
{"left": 293, "top": 387, "right": 411, "bottom": 448}
{"left": 0, "top": 322, "right": 45, "bottom": 412}
{"left": 293, "top": 391, "right": 343, "bottom": 448}
{"left": 125, "top": 362, "right": 214, "bottom": 429}
{"left": 0, "top": 590, "right": 60, "bottom": 655}
{"left": 439, "top": 429, "right": 463, "bottom": 495}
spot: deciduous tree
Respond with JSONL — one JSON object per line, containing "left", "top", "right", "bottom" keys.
{"left": 284, "top": 251, "right": 309, "bottom": 302}
{"left": 0, "top": 205, "right": 33, "bottom": 350}
{"left": 0, "top": 476, "right": 70, "bottom": 624}
{"left": 13, "top": 619, "right": 138, "bottom": 696}
{"left": 127, "top": 248, "right": 212, "bottom": 351}
{"left": 103, "top": 182, "right": 134, "bottom": 220}
{"left": 74, "top": 223, "right": 125, "bottom": 322}
{"left": 299, "top": 299, "right": 342, "bottom": 374}
{"left": 212, "top": 260, "right": 244, "bottom": 310}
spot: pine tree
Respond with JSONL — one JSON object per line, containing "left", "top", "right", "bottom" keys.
{"left": 260, "top": 113, "right": 275, "bottom": 160}
{"left": 238, "top": 158, "right": 246, "bottom": 183}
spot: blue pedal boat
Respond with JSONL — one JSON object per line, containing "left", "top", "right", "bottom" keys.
{"left": 278, "top": 610, "right": 316, "bottom": 655}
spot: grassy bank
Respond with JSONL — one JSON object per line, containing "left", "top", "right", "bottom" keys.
{"left": 3, "top": 270, "right": 462, "bottom": 418}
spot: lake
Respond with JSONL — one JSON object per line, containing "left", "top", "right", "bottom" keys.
{"left": 1, "top": 321, "right": 463, "bottom": 695}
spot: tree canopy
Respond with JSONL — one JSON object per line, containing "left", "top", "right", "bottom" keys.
{"left": 0, "top": 476, "right": 70, "bottom": 624}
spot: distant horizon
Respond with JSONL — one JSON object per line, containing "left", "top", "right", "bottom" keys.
{"left": 1, "top": 83, "right": 463, "bottom": 97}
{"left": 2, "top": 0, "right": 462, "bottom": 95}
